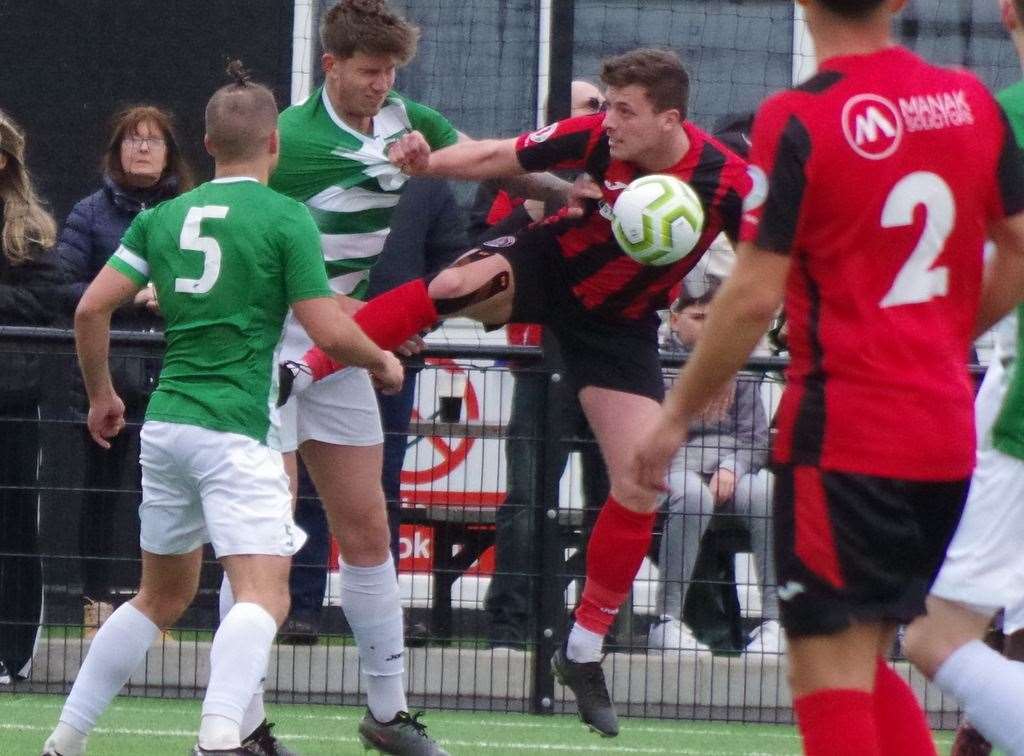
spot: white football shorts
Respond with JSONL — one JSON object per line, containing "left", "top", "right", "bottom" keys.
{"left": 138, "top": 421, "right": 307, "bottom": 558}
{"left": 931, "top": 446, "right": 1024, "bottom": 615}
{"left": 931, "top": 356, "right": 1024, "bottom": 620}
{"left": 277, "top": 365, "right": 384, "bottom": 451}
{"left": 277, "top": 306, "right": 385, "bottom": 451}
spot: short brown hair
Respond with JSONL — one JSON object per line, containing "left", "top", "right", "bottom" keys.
{"left": 320, "top": 0, "right": 419, "bottom": 65}
{"left": 205, "top": 62, "right": 280, "bottom": 163}
{"left": 817, "top": 0, "right": 887, "bottom": 19}
{"left": 601, "top": 49, "right": 689, "bottom": 118}
{"left": 104, "top": 105, "right": 193, "bottom": 192}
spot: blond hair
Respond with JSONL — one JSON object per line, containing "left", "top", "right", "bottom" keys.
{"left": 0, "top": 111, "right": 56, "bottom": 265}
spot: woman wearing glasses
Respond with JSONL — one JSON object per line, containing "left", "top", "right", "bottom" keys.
{"left": 56, "top": 105, "right": 192, "bottom": 640}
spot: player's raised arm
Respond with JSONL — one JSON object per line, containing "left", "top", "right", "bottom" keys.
{"left": 390, "top": 131, "right": 524, "bottom": 180}
{"left": 290, "top": 297, "right": 404, "bottom": 394}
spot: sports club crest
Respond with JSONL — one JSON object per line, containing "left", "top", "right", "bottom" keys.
{"left": 841, "top": 93, "right": 903, "bottom": 160}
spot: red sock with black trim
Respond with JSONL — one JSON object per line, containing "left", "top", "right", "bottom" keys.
{"left": 873, "top": 657, "right": 937, "bottom": 756}
{"left": 303, "top": 279, "right": 439, "bottom": 380}
{"left": 794, "top": 689, "right": 880, "bottom": 756}
{"left": 574, "top": 497, "right": 656, "bottom": 637}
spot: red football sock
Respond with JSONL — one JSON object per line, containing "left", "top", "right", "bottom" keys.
{"left": 574, "top": 497, "right": 656, "bottom": 636}
{"left": 873, "top": 657, "right": 937, "bottom": 756}
{"left": 794, "top": 689, "right": 880, "bottom": 756}
{"left": 303, "top": 279, "right": 439, "bottom": 380}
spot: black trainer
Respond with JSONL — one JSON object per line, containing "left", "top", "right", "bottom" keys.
{"left": 551, "top": 644, "right": 619, "bottom": 737}
{"left": 191, "top": 745, "right": 256, "bottom": 755}
{"left": 357, "top": 710, "right": 448, "bottom": 755}
{"left": 241, "top": 720, "right": 296, "bottom": 756}
{"left": 277, "top": 615, "right": 319, "bottom": 646}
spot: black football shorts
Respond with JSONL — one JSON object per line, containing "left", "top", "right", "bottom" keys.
{"left": 480, "top": 225, "right": 665, "bottom": 402}
{"left": 772, "top": 463, "right": 968, "bottom": 638}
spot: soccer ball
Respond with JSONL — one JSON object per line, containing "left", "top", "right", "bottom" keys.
{"left": 611, "top": 174, "right": 704, "bottom": 266}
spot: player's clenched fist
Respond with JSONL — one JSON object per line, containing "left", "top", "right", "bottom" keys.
{"left": 87, "top": 392, "right": 126, "bottom": 449}
{"left": 387, "top": 131, "right": 431, "bottom": 175}
{"left": 369, "top": 350, "right": 405, "bottom": 395}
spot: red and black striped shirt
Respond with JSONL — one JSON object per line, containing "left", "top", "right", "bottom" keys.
{"left": 514, "top": 115, "right": 751, "bottom": 321}
{"left": 742, "top": 46, "right": 1024, "bottom": 479}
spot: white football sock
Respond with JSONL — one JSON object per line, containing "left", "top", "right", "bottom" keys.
{"left": 934, "top": 639, "right": 1024, "bottom": 755}
{"left": 43, "top": 721, "right": 88, "bottom": 756}
{"left": 217, "top": 574, "right": 266, "bottom": 741}
{"left": 57, "top": 602, "right": 159, "bottom": 737}
{"left": 340, "top": 559, "right": 407, "bottom": 722}
{"left": 567, "top": 622, "right": 604, "bottom": 664}
{"left": 240, "top": 687, "right": 267, "bottom": 741}
{"left": 200, "top": 602, "right": 277, "bottom": 750}
{"left": 218, "top": 572, "right": 234, "bottom": 621}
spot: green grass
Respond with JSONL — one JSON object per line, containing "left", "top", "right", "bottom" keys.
{"left": 1, "top": 694, "right": 960, "bottom": 755}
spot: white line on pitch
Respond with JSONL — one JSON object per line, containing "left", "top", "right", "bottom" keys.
{"left": 0, "top": 697, "right": 801, "bottom": 741}
{"left": 0, "top": 722, "right": 787, "bottom": 754}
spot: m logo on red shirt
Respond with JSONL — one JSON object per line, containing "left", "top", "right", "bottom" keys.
{"left": 841, "top": 94, "right": 903, "bottom": 160}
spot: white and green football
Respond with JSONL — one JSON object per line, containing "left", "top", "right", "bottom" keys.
{"left": 611, "top": 174, "right": 704, "bottom": 266}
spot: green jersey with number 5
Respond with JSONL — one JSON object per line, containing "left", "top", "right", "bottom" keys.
{"left": 107, "top": 177, "right": 333, "bottom": 447}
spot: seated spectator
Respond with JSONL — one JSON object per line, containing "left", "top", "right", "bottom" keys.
{"left": 649, "top": 272, "right": 781, "bottom": 654}
{"left": 0, "top": 109, "right": 62, "bottom": 683}
{"left": 56, "top": 105, "right": 192, "bottom": 638}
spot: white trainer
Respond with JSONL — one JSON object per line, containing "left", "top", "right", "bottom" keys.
{"left": 746, "top": 620, "right": 787, "bottom": 655}
{"left": 648, "top": 616, "right": 710, "bottom": 652}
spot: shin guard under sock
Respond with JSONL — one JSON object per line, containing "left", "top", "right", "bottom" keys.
{"left": 795, "top": 689, "right": 880, "bottom": 756}
{"left": 873, "top": 658, "right": 936, "bottom": 756}
{"left": 574, "top": 497, "right": 656, "bottom": 638}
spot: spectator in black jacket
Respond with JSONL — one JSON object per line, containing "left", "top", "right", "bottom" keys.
{"left": 55, "top": 105, "right": 192, "bottom": 638}
{"left": 0, "top": 109, "right": 62, "bottom": 684}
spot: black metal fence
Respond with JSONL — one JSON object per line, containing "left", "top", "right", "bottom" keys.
{"left": 0, "top": 327, "right": 965, "bottom": 727}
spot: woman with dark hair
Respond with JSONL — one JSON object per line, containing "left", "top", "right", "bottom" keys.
{"left": 0, "top": 109, "right": 63, "bottom": 683}
{"left": 56, "top": 105, "right": 192, "bottom": 638}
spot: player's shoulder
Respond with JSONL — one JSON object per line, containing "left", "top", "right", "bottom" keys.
{"left": 680, "top": 122, "right": 749, "bottom": 183}
{"left": 998, "top": 79, "right": 1024, "bottom": 109}
{"left": 278, "top": 87, "right": 322, "bottom": 127}
{"left": 388, "top": 91, "right": 450, "bottom": 127}
{"left": 243, "top": 182, "right": 313, "bottom": 222}
{"left": 521, "top": 113, "right": 606, "bottom": 149}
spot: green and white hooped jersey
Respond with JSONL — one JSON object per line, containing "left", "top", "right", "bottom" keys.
{"left": 991, "top": 80, "right": 1024, "bottom": 459}
{"left": 107, "top": 178, "right": 333, "bottom": 447}
{"left": 270, "top": 86, "right": 458, "bottom": 301}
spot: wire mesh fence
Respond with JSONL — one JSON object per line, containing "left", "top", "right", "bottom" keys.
{"left": 0, "top": 327, "right": 971, "bottom": 728}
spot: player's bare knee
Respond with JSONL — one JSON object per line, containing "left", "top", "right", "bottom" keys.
{"left": 612, "top": 483, "right": 660, "bottom": 514}
{"left": 260, "top": 590, "right": 290, "bottom": 627}
{"left": 131, "top": 589, "right": 192, "bottom": 631}
{"left": 902, "top": 621, "right": 946, "bottom": 679}
{"left": 427, "top": 268, "right": 466, "bottom": 301}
